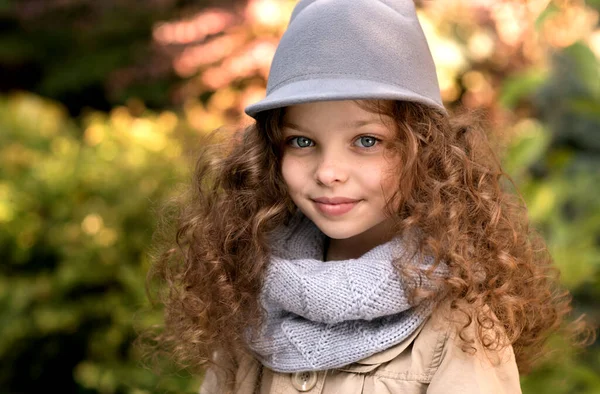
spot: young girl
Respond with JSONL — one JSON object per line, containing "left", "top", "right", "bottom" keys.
{"left": 150, "top": 0, "right": 584, "bottom": 392}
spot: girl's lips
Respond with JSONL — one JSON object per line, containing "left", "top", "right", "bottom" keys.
{"left": 312, "top": 197, "right": 360, "bottom": 204}
{"left": 312, "top": 200, "right": 360, "bottom": 216}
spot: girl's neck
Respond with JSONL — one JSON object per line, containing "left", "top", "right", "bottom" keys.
{"left": 324, "top": 218, "right": 396, "bottom": 261}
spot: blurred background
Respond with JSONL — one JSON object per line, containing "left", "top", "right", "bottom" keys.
{"left": 0, "top": 0, "right": 599, "bottom": 392}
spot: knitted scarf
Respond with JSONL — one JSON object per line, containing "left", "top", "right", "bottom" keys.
{"left": 247, "top": 211, "right": 442, "bottom": 373}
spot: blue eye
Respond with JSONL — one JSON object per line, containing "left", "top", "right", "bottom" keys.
{"left": 288, "top": 136, "right": 314, "bottom": 148}
{"left": 355, "top": 136, "right": 380, "bottom": 148}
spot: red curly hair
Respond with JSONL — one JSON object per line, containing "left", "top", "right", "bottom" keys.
{"left": 146, "top": 100, "right": 586, "bottom": 384}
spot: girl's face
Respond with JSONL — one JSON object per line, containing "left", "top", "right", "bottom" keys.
{"left": 281, "top": 100, "right": 401, "bottom": 242}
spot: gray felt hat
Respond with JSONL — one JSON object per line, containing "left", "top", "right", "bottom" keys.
{"left": 244, "top": 0, "right": 445, "bottom": 118}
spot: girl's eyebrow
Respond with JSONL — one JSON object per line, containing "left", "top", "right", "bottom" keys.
{"left": 282, "top": 119, "right": 385, "bottom": 132}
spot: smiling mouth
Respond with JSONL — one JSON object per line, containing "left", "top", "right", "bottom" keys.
{"left": 312, "top": 197, "right": 361, "bottom": 204}
{"left": 312, "top": 200, "right": 360, "bottom": 216}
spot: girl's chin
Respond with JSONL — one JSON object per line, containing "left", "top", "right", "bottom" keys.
{"left": 310, "top": 221, "right": 362, "bottom": 240}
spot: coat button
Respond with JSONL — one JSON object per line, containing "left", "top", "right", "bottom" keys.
{"left": 290, "top": 371, "right": 317, "bottom": 392}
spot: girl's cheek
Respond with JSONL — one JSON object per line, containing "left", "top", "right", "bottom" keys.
{"left": 281, "top": 156, "right": 305, "bottom": 188}
{"left": 379, "top": 159, "right": 402, "bottom": 196}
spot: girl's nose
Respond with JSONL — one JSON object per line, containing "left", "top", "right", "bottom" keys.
{"left": 314, "top": 152, "right": 349, "bottom": 186}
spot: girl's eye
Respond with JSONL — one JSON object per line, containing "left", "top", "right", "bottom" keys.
{"left": 288, "top": 136, "right": 314, "bottom": 148}
{"left": 354, "top": 136, "right": 380, "bottom": 148}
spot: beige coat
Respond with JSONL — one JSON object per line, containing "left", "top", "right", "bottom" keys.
{"left": 200, "top": 304, "right": 522, "bottom": 394}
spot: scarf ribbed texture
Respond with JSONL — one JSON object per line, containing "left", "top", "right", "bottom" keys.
{"left": 248, "top": 212, "right": 442, "bottom": 373}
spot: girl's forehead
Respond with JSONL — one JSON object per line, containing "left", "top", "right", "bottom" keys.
{"left": 282, "top": 100, "right": 394, "bottom": 129}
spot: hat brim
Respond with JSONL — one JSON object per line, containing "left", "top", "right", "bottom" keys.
{"left": 244, "top": 78, "right": 445, "bottom": 118}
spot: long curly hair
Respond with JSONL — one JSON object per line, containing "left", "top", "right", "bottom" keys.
{"left": 146, "top": 99, "right": 587, "bottom": 384}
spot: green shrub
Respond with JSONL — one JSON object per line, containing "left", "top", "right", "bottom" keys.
{"left": 0, "top": 92, "right": 200, "bottom": 393}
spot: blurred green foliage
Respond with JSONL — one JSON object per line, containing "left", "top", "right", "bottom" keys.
{"left": 501, "top": 41, "right": 600, "bottom": 393}
{"left": 0, "top": 93, "right": 201, "bottom": 393}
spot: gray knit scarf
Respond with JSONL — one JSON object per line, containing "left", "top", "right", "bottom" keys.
{"left": 247, "top": 211, "right": 442, "bottom": 373}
